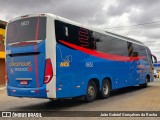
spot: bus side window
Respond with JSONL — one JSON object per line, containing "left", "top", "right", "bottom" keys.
{"left": 133, "top": 52, "right": 138, "bottom": 57}
{"left": 94, "top": 32, "right": 101, "bottom": 42}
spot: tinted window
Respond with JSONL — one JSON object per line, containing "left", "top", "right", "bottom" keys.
{"left": 138, "top": 45, "right": 148, "bottom": 61}
{"left": 6, "top": 17, "right": 46, "bottom": 44}
{"left": 55, "top": 20, "right": 95, "bottom": 50}
{"left": 133, "top": 43, "right": 149, "bottom": 62}
{"left": 127, "top": 42, "right": 134, "bottom": 57}
{"left": 96, "top": 33, "right": 128, "bottom": 56}
{"left": 146, "top": 47, "right": 153, "bottom": 65}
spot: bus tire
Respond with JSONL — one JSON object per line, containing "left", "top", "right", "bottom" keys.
{"left": 140, "top": 77, "right": 149, "bottom": 88}
{"left": 85, "top": 81, "right": 97, "bottom": 103}
{"left": 100, "top": 79, "right": 111, "bottom": 99}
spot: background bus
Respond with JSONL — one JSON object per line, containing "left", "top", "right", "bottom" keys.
{"left": 5, "top": 14, "right": 156, "bottom": 102}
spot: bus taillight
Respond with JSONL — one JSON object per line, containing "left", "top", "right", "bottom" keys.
{"left": 44, "top": 59, "right": 53, "bottom": 84}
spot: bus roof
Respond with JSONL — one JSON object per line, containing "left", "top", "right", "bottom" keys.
{"left": 8, "top": 13, "right": 145, "bottom": 46}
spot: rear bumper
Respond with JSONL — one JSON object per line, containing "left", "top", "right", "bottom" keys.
{"left": 7, "top": 84, "right": 48, "bottom": 98}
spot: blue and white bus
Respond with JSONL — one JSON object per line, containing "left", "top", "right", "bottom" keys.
{"left": 5, "top": 13, "right": 156, "bottom": 102}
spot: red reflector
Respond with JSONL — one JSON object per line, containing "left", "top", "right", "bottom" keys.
{"left": 44, "top": 59, "right": 53, "bottom": 84}
{"left": 45, "top": 90, "right": 49, "bottom": 92}
{"left": 5, "top": 70, "right": 8, "bottom": 83}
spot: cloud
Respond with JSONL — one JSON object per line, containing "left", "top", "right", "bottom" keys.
{"left": 0, "top": 0, "right": 160, "bottom": 60}
{"left": 0, "top": 0, "right": 105, "bottom": 24}
{"left": 104, "top": 0, "right": 160, "bottom": 60}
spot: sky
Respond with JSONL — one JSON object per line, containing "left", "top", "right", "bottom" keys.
{"left": 0, "top": 0, "right": 160, "bottom": 60}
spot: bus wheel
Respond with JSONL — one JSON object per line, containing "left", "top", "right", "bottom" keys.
{"left": 85, "top": 81, "right": 97, "bottom": 103}
{"left": 100, "top": 79, "right": 111, "bottom": 99}
{"left": 140, "top": 77, "right": 149, "bottom": 88}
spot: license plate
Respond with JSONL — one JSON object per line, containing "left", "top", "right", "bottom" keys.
{"left": 20, "top": 80, "right": 28, "bottom": 85}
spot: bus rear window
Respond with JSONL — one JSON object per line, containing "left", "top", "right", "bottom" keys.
{"left": 6, "top": 17, "right": 46, "bottom": 44}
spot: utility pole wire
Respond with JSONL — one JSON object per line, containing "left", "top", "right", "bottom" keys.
{"left": 105, "top": 21, "right": 160, "bottom": 29}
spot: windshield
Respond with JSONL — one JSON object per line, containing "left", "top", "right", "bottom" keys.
{"left": 6, "top": 16, "right": 46, "bottom": 44}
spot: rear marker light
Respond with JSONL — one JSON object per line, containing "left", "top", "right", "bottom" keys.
{"left": 75, "top": 86, "right": 80, "bottom": 88}
{"left": 56, "top": 88, "right": 62, "bottom": 91}
{"left": 44, "top": 59, "right": 53, "bottom": 84}
{"left": 11, "top": 90, "right": 16, "bottom": 92}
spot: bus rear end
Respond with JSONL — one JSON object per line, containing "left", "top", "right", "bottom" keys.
{"left": 5, "top": 14, "right": 55, "bottom": 98}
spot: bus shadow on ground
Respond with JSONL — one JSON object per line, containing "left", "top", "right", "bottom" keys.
{"left": 110, "top": 85, "right": 150, "bottom": 97}
{"left": 9, "top": 85, "right": 151, "bottom": 111}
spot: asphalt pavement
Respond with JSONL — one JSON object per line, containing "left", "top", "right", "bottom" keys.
{"left": 0, "top": 79, "right": 160, "bottom": 120}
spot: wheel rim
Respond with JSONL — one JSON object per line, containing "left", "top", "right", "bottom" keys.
{"left": 103, "top": 83, "right": 109, "bottom": 95}
{"left": 88, "top": 85, "right": 95, "bottom": 98}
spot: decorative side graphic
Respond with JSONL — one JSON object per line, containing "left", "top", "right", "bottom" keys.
{"left": 57, "top": 45, "right": 72, "bottom": 67}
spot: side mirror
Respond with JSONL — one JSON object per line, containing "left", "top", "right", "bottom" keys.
{"left": 151, "top": 54, "right": 157, "bottom": 63}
